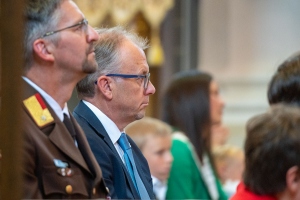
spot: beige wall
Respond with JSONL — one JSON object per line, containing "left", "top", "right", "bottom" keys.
{"left": 199, "top": 0, "right": 300, "bottom": 147}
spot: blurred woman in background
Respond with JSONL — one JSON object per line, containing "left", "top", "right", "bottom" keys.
{"left": 161, "top": 70, "right": 227, "bottom": 200}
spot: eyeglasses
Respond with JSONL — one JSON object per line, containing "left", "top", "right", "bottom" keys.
{"left": 40, "top": 18, "right": 88, "bottom": 38}
{"left": 105, "top": 73, "right": 151, "bottom": 89}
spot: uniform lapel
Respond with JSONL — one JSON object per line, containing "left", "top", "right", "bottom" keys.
{"left": 22, "top": 81, "right": 92, "bottom": 175}
{"left": 48, "top": 114, "right": 92, "bottom": 175}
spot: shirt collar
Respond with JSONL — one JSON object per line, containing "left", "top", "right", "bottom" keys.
{"left": 152, "top": 176, "right": 167, "bottom": 200}
{"left": 152, "top": 176, "right": 166, "bottom": 186}
{"left": 82, "top": 100, "right": 122, "bottom": 144}
{"left": 23, "top": 76, "right": 68, "bottom": 121}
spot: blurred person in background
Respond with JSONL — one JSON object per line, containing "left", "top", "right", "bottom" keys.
{"left": 211, "top": 123, "right": 230, "bottom": 149}
{"left": 213, "top": 144, "right": 245, "bottom": 198}
{"left": 161, "top": 70, "right": 227, "bottom": 200}
{"left": 268, "top": 51, "right": 300, "bottom": 107}
{"left": 125, "top": 117, "right": 173, "bottom": 200}
{"left": 231, "top": 104, "right": 300, "bottom": 200}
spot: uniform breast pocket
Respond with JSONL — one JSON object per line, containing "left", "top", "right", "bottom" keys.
{"left": 42, "top": 165, "right": 89, "bottom": 197}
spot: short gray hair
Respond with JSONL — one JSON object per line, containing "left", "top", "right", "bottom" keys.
{"left": 24, "top": 0, "right": 63, "bottom": 72}
{"left": 76, "top": 26, "right": 149, "bottom": 99}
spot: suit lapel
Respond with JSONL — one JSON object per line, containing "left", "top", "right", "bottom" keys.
{"left": 72, "top": 114, "right": 102, "bottom": 182}
{"left": 100, "top": 133, "right": 139, "bottom": 197}
{"left": 75, "top": 101, "right": 119, "bottom": 154}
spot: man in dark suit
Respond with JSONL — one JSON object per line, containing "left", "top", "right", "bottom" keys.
{"left": 74, "top": 27, "right": 156, "bottom": 199}
{"left": 21, "top": 0, "right": 108, "bottom": 198}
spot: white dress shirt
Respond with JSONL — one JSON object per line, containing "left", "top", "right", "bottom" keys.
{"left": 82, "top": 100, "right": 126, "bottom": 162}
{"left": 152, "top": 176, "right": 167, "bottom": 200}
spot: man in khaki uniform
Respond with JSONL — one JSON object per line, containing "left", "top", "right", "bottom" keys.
{"left": 21, "top": 0, "right": 109, "bottom": 198}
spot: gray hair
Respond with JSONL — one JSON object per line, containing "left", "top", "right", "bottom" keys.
{"left": 76, "top": 26, "right": 149, "bottom": 99}
{"left": 24, "top": 0, "right": 63, "bottom": 72}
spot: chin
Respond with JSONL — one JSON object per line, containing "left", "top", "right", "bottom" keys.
{"left": 135, "top": 111, "right": 146, "bottom": 120}
{"left": 157, "top": 175, "right": 168, "bottom": 182}
{"left": 135, "top": 114, "right": 145, "bottom": 120}
{"left": 212, "top": 117, "right": 222, "bottom": 124}
{"left": 82, "top": 61, "right": 98, "bottom": 74}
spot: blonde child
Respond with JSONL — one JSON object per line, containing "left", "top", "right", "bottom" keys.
{"left": 125, "top": 117, "right": 173, "bottom": 200}
{"left": 213, "top": 144, "right": 245, "bottom": 197}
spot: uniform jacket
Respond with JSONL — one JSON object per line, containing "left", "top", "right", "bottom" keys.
{"left": 21, "top": 81, "right": 109, "bottom": 199}
{"left": 73, "top": 100, "right": 155, "bottom": 199}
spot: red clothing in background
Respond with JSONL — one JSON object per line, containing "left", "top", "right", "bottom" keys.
{"left": 230, "top": 182, "right": 276, "bottom": 200}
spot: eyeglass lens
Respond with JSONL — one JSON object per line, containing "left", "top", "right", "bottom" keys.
{"left": 144, "top": 74, "right": 150, "bottom": 89}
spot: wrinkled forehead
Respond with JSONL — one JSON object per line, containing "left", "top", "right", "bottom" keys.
{"left": 118, "top": 40, "right": 149, "bottom": 73}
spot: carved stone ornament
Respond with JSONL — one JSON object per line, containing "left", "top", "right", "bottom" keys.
{"left": 141, "top": 0, "right": 174, "bottom": 28}
{"left": 110, "top": 0, "right": 142, "bottom": 25}
{"left": 74, "top": 0, "right": 174, "bottom": 67}
{"left": 141, "top": 0, "right": 174, "bottom": 66}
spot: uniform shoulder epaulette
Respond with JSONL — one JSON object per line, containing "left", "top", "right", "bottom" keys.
{"left": 23, "top": 93, "right": 54, "bottom": 127}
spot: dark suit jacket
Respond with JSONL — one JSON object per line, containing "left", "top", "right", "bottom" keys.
{"left": 21, "top": 81, "right": 108, "bottom": 199}
{"left": 73, "top": 100, "right": 155, "bottom": 199}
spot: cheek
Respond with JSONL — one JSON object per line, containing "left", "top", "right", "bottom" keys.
{"left": 124, "top": 87, "right": 144, "bottom": 103}
{"left": 210, "top": 102, "right": 218, "bottom": 117}
{"left": 62, "top": 39, "right": 85, "bottom": 54}
{"left": 115, "top": 86, "right": 133, "bottom": 106}
{"left": 143, "top": 151, "right": 158, "bottom": 164}
{"left": 148, "top": 155, "right": 166, "bottom": 169}
{"left": 228, "top": 163, "right": 244, "bottom": 180}
{"left": 210, "top": 97, "right": 216, "bottom": 109}
{"left": 149, "top": 155, "right": 162, "bottom": 164}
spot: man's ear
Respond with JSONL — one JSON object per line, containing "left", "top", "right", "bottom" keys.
{"left": 96, "top": 76, "right": 113, "bottom": 100}
{"left": 286, "top": 166, "right": 300, "bottom": 193}
{"left": 32, "top": 39, "right": 55, "bottom": 62}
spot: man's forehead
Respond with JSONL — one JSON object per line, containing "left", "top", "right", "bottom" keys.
{"left": 57, "top": 0, "right": 85, "bottom": 24}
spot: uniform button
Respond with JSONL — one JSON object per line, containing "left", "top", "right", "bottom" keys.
{"left": 65, "top": 185, "right": 73, "bottom": 194}
{"left": 106, "top": 187, "right": 110, "bottom": 193}
{"left": 93, "top": 187, "right": 96, "bottom": 195}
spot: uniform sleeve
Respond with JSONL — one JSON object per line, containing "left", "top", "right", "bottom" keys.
{"left": 22, "top": 127, "right": 43, "bottom": 199}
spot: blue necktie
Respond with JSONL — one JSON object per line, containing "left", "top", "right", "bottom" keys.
{"left": 118, "top": 133, "right": 150, "bottom": 200}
